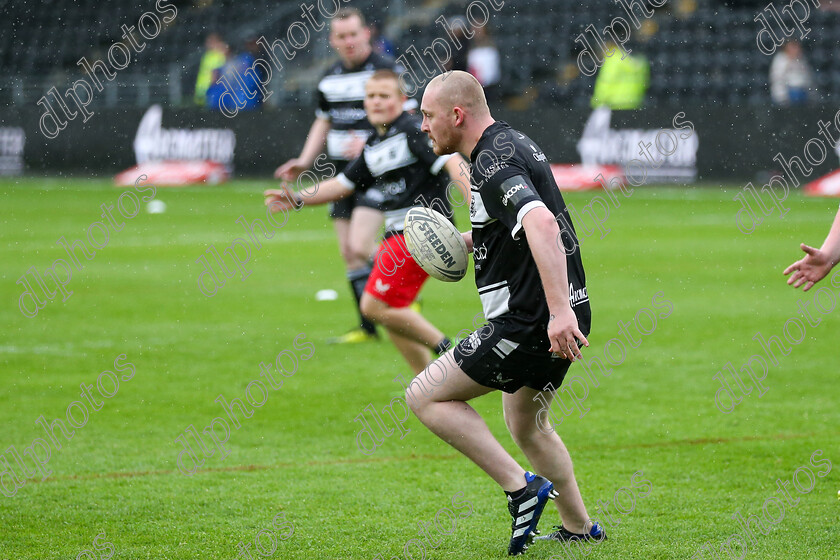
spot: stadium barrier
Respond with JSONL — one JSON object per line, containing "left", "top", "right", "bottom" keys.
{"left": 3, "top": 103, "right": 838, "bottom": 181}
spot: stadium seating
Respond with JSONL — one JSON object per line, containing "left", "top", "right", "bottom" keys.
{"left": 1, "top": 0, "right": 838, "bottom": 108}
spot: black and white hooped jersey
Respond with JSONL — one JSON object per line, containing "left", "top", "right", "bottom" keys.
{"left": 337, "top": 112, "right": 453, "bottom": 233}
{"left": 468, "top": 121, "right": 591, "bottom": 330}
{"left": 316, "top": 52, "right": 417, "bottom": 163}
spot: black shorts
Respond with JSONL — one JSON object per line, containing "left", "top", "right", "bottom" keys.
{"left": 328, "top": 190, "right": 382, "bottom": 220}
{"left": 453, "top": 315, "right": 573, "bottom": 393}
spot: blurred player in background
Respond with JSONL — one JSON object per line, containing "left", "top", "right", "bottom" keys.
{"left": 275, "top": 8, "right": 415, "bottom": 345}
{"left": 412, "top": 71, "right": 605, "bottom": 555}
{"left": 784, "top": 206, "right": 840, "bottom": 290}
{"left": 267, "top": 70, "right": 466, "bottom": 372}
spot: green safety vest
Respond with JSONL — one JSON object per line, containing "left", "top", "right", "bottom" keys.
{"left": 194, "top": 50, "right": 227, "bottom": 105}
{"left": 590, "top": 51, "right": 649, "bottom": 110}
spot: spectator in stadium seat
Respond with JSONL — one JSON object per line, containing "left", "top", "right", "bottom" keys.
{"left": 590, "top": 41, "right": 649, "bottom": 110}
{"left": 770, "top": 40, "right": 815, "bottom": 105}
{"left": 206, "top": 41, "right": 263, "bottom": 112}
{"left": 194, "top": 32, "right": 227, "bottom": 106}
{"left": 468, "top": 25, "right": 501, "bottom": 101}
{"left": 446, "top": 16, "right": 471, "bottom": 73}
{"left": 370, "top": 21, "right": 396, "bottom": 57}
{"left": 235, "top": 39, "right": 266, "bottom": 108}
{"left": 784, "top": 206, "right": 840, "bottom": 291}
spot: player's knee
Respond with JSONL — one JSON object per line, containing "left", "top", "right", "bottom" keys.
{"left": 337, "top": 239, "right": 354, "bottom": 265}
{"left": 502, "top": 411, "right": 518, "bottom": 439}
{"left": 404, "top": 384, "right": 428, "bottom": 414}
{"left": 508, "top": 413, "right": 550, "bottom": 447}
{"left": 359, "top": 294, "right": 383, "bottom": 322}
{"left": 405, "top": 387, "right": 420, "bottom": 413}
{"left": 347, "top": 239, "right": 370, "bottom": 267}
{"left": 339, "top": 248, "right": 355, "bottom": 266}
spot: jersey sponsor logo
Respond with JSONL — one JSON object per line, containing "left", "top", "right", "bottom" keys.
{"left": 502, "top": 183, "right": 528, "bottom": 206}
{"left": 329, "top": 107, "right": 368, "bottom": 123}
{"left": 381, "top": 178, "right": 407, "bottom": 196}
{"left": 569, "top": 284, "right": 589, "bottom": 307}
{"left": 529, "top": 143, "right": 547, "bottom": 162}
{"left": 479, "top": 160, "right": 509, "bottom": 179}
{"left": 363, "top": 132, "right": 417, "bottom": 176}
{"left": 319, "top": 71, "right": 374, "bottom": 103}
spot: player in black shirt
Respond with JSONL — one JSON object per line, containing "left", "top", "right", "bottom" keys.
{"left": 266, "top": 69, "right": 467, "bottom": 373}
{"left": 275, "top": 8, "right": 415, "bottom": 345}
{"left": 410, "top": 71, "right": 606, "bottom": 555}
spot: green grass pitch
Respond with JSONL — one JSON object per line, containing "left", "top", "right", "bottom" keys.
{"left": 1, "top": 177, "right": 838, "bottom": 559}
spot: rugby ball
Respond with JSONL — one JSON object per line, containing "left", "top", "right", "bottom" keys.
{"left": 403, "top": 207, "right": 469, "bottom": 282}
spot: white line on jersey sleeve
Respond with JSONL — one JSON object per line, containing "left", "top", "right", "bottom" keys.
{"left": 335, "top": 173, "right": 356, "bottom": 190}
{"left": 511, "top": 200, "right": 548, "bottom": 240}
{"left": 431, "top": 154, "right": 453, "bottom": 175}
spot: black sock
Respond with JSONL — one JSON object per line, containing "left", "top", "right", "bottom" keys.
{"left": 505, "top": 486, "right": 527, "bottom": 500}
{"left": 434, "top": 337, "right": 452, "bottom": 356}
{"left": 348, "top": 267, "right": 377, "bottom": 335}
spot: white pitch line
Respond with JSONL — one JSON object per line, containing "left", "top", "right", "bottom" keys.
{"left": 2, "top": 229, "right": 338, "bottom": 252}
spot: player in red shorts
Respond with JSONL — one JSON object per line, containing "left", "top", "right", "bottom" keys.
{"left": 265, "top": 69, "right": 467, "bottom": 373}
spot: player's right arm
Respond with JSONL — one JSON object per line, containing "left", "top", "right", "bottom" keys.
{"left": 264, "top": 176, "right": 353, "bottom": 212}
{"left": 266, "top": 150, "right": 374, "bottom": 212}
{"left": 784, "top": 206, "right": 840, "bottom": 291}
{"left": 275, "top": 117, "right": 331, "bottom": 180}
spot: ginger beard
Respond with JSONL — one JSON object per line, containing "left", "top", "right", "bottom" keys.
{"left": 420, "top": 85, "right": 461, "bottom": 156}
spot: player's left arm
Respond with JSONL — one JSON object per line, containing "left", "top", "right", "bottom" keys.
{"left": 522, "top": 206, "right": 589, "bottom": 361}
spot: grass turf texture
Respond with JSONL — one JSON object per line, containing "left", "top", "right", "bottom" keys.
{"left": 1, "top": 177, "right": 838, "bottom": 560}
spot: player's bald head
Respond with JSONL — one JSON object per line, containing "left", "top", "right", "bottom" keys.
{"left": 421, "top": 71, "right": 495, "bottom": 156}
{"left": 425, "top": 71, "right": 490, "bottom": 118}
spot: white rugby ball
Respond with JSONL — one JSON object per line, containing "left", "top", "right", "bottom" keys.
{"left": 403, "top": 206, "right": 468, "bottom": 282}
